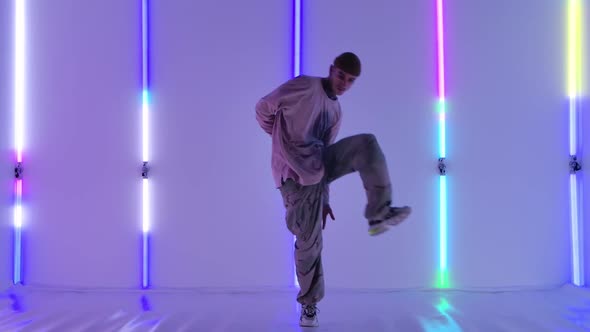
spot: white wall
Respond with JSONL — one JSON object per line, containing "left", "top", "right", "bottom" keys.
{"left": 303, "top": 0, "right": 437, "bottom": 288}
{"left": 0, "top": 0, "right": 583, "bottom": 290}
{"left": 584, "top": 97, "right": 590, "bottom": 287}
{"left": 0, "top": 0, "right": 14, "bottom": 290}
{"left": 448, "top": 0, "right": 569, "bottom": 287}
{"left": 584, "top": 0, "right": 590, "bottom": 287}
{"left": 149, "top": 0, "right": 293, "bottom": 287}
{"left": 303, "top": 0, "right": 571, "bottom": 288}
{"left": 24, "top": 0, "right": 140, "bottom": 287}
{"left": 585, "top": 105, "right": 590, "bottom": 287}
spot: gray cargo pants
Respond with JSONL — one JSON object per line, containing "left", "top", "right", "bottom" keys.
{"left": 279, "top": 133, "right": 392, "bottom": 305}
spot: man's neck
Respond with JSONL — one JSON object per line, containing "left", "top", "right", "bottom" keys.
{"left": 321, "top": 78, "right": 337, "bottom": 100}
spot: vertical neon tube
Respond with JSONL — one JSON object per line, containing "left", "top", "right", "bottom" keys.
{"left": 567, "top": 0, "right": 584, "bottom": 287}
{"left": 141, "top": 0, "right": 150, "bottom": 289}
{"left": 13, "top": 0, "right": 26, "bottom": 285}
{"left": 14, "top": 182, "right": 23, "bottom": 284}
{"left": 436, "top": 0, "right": 449, "bottom": 289}
{"left": 293, "top": 0, "right": 301, "bottom": 77}
{"left": 292, "top": 0, "right": 302, "bottom": 288}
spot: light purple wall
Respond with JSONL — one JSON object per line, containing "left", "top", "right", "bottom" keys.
{"left": 584, "top": 95, "right": 590, "bottom": 287}
{"left": 303, "top": 0, "right": 570, "bottom": 289}
{"left": 447, "top": 0, "right": 569, "bottom": 288}
{"left": 0, "top": 0, "right": 13, "bottom": 290}
{"left": 585, "top": 102, "right": 590, "bottom": 287}
{"left": 0, "top": 0, "right": 583, "bottom": 289}
{"left": 149, "top": 0, "right": 293, "bottom": 287}
{"left": 24, "top": 0, "right": 140, "bottom": 287}
{"left": 302, "top": 0, "right": 437, "bottom": 288}
{"left": 584, "top": 0, "right": 590, "bottom": 288}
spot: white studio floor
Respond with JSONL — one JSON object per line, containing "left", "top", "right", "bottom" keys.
{"left": 0, "top": 284, "right": 588, "bottom": 331}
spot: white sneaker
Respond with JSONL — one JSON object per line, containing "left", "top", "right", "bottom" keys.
{"left": 299, "top": 304, "right": 319, "bottom": 327}
{"left": 368, "top": 206, "right": 412, "bottom": 236}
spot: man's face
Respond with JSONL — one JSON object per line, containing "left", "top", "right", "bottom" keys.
{"left": 329, "top": 65, "right": 357, "bottom": 95}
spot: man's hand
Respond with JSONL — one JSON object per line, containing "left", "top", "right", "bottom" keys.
{"left": 322, "top": 204, "right": 335, "bottom": 229}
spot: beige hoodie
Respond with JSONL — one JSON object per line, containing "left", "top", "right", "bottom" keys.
{"left": 256, "top": 75, "right": 342, "bottom": 188}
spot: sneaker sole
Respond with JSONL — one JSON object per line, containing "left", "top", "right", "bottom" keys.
{"left": 368, "top": 223, "right": 390, "bottom": 236}
{"left": 368, "top": 210, "right": 411, "bottom": 236}
{"left": 386, "top": 210, "right": 411, "bottom": 226}
{"left": 299, "top": 318, "right": 319, "bottom": 327}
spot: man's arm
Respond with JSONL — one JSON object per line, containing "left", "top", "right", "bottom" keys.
{"left": 255, "top": 98, "right": 276, "bottom": 135}
{"left": 255, "top": 76, "right": 310, "bottom": 136}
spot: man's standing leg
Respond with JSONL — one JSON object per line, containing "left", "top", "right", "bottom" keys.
{"left": 279, "top": 179, "right": 325, "bottom": 326}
